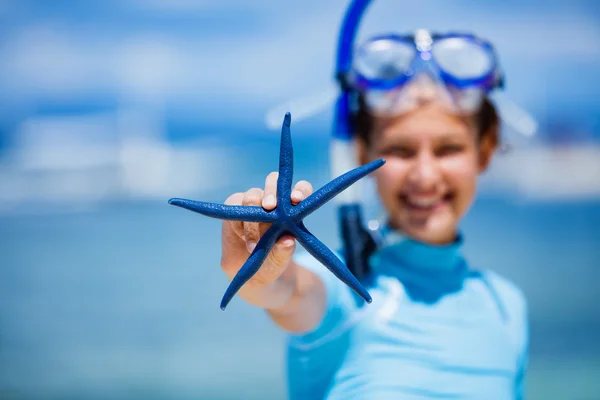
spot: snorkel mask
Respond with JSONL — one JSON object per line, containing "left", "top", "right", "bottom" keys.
{"left": 266, "top": 0, "right": 537, "bottom": 280}
{"left": 348, "top": 30, "right": 503, "bottom": 117}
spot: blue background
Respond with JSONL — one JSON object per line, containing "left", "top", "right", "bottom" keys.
{"left": 1, "top": 1, "right": 599, "bottom": 399}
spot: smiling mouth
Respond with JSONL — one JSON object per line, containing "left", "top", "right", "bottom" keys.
{"left": 401, "top": 193, "right": 453, "bottom": 213}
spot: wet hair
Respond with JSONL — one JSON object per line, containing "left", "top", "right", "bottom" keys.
{"left": 351, "top": 94, "right": 500, "bottom": 147}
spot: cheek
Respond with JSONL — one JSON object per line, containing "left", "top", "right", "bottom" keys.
{"left": 442, "top": 156, "right": 479, "bottom": 213}
{"left": 374, "top": 159, "right": 408, "bottom": 196}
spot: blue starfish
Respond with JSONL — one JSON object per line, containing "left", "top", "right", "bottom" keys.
{"left": 168, "top": 112, "right": 385, "bottom": 310}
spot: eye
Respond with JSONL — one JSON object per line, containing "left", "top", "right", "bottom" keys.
{"left": 380, "top": 145, "right": 416, "bottom": 159}
{"left": 435, "top": 144, "right": 465, "bottom": 157}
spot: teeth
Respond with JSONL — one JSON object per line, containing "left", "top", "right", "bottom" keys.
{"left": 407, "top": 197, "right": 440, "bottom": 207}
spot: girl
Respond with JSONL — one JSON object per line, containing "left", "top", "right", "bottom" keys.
{"left": 220, "top": 28, "right": 529, "bottom": 400}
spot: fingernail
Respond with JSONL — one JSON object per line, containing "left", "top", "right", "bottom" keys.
{"left": 263, "top": 194, "right": 275, "bottom": 207}
{"left": 291, "top": 190, "right": 303, "bottom": 201}
{"left": 282, "top": 237, "right": 295, "bottom": 248}
{"left": 247, "top": 242, "right": 257, "bottom": 253}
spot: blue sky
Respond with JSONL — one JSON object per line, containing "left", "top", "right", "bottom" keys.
{"left": 0, "top": 0, "right": 599, "bottom": 141}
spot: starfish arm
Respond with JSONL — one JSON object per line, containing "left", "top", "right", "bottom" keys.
{"left": 292, "top": 158, "right": 385, "bottom": 220}
{"left": 291, "top": 223, "right": 372, "bottom": 303}
{"left": 277, "top": 112, "right": 294, "bottom": 213}
{"left": 168, "top": 198, "right": 276, "bottom": 223}
{"left": 220, "top": 225, "right": 283, "bottom": 309}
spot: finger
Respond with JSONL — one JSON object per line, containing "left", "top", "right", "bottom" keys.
{"left": 262, "top": 172, "right": 278, "bottom": 210}
{"left": 242, "top": 188, "right": 263, "bottom": 252}
{"left": 252, "top": 234, "right": 296, "bottom": 286}
{"left": 224, "top": 192, "right": 244, "bottom": 240}
{"left": 291, "top": 180, "right": 313, "bottom": 205}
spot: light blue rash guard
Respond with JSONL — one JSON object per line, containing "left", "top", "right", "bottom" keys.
{"left": 286, "top": 230, "right": 528, "bottom": 399}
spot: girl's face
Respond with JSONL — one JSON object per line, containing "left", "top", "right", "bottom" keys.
{"left": 358, "top": 102, "right": 497, "bottom": 245}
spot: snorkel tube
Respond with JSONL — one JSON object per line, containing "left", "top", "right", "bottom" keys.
{"left": 332, "top": 0, "right": 376, "bottom": 280}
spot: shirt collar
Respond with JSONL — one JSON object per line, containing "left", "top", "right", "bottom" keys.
{"left": 372, "top": 225, "right": 464, "bottom": 272}
{"left": 368, "top": 225, "right": 468, "bottom": 302}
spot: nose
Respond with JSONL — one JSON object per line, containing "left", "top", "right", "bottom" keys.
{"left": 411, "top": 74, "right": 437, "bottom": 98}
{"left": 406, "top": 150, "right": 441, "bottom": 192}
{"left": 404, "top": 73, "right": 442, "bottom": 106}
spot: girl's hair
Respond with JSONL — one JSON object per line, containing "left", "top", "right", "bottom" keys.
{"left": 351, "top": 94, "right": 499, "bottom": 146}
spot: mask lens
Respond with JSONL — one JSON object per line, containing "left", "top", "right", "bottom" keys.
{"left": 432, "top": 38, "right": 494, "bottom": 79}
{"left": 353, "top": 38, "right": 416, "bottom": 81}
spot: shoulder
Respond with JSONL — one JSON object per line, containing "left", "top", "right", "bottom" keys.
{"left": 294, "top": 250, "right": 341, "bottom": 272}
{"left": 476, "top": 270, "right": 529, "bottom": 352}
{"left": 294, "top": 249, "right": 356, "bottom": 298}
{"left": 294, "top": 250, "right": 347, "bottom": 295}
{"left": 481, "top": 270, "right": 528, "bottom": 318}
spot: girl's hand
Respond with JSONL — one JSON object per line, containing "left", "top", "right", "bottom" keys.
{"left": 219, "top": 172, "right": 313, "bottom": 309}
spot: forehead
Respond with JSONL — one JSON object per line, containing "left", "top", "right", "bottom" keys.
{"left": 371, "top": 104, "right": 476, "bottom": 143}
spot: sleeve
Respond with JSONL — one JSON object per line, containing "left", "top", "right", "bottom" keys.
{"left": 286, "top": 250, "right": 360, "bottom": 400}
{"left": 287, "top": 250, "right": 359, "bottom": 348}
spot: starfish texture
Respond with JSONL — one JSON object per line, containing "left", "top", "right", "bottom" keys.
{"left": 169, "top": 113, "right": 385, "bottom": 310}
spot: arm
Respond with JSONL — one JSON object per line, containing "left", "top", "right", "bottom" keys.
{"left": 266, "top": 260, "right": 327, "bottom": 333}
